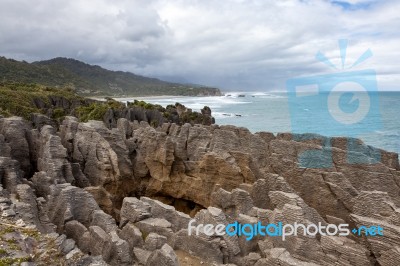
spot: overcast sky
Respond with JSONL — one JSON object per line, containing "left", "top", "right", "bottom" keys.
{"left": 0, "top": 0, "right": 399, "bottom": 91}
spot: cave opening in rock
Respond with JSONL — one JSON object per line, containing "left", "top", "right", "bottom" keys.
{"left": 151, "top": 194, "right": 205, "bottom": 217}
{"left": 28, "top": 161, "right": 38, "bottom": 180}
{"left": 0, "top": 169, "right": 4, "bottom": 188}
{"left": 128, "top": 191, "right": 205, "bottom": 217}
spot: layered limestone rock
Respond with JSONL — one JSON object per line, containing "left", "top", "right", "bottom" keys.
{"left": 0, "top": 117, "right": 33, "bottom": 178}
{"left": 59, "top": 117, "right": 134, "bottom": 216}
{"left": 0, "top": 114, "right": 400, "bottom": 265}
{"left": 59, "top": 117, "right": 400, "bottom": 224}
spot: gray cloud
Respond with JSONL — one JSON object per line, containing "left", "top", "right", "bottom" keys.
{"left": 0, "top": 0, "right": 399, "bottom": 90}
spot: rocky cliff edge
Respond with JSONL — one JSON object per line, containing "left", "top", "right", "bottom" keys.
{"left": 0, "top": 115, "right": 400, "bottom": 265}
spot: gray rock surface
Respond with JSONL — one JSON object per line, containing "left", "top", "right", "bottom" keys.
{"left": 1, "top": 114, "right": 400, "bottom": 265}
{"left": 146, "top": 244, "right": 179, "bottom": 266}
{"left": 120, "top": 197, "right": 152, "bottom": 226}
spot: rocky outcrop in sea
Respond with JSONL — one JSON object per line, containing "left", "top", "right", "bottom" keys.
{"left": 0, "top": 113, "right": 399, "bottom": 265}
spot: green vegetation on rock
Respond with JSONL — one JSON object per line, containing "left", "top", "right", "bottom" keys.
{"left": 127, "top": 100, "right": 165, "bottom": 112}
{"left": 76, "top": 98, "right": 125, "bottom": 122}
{"left": 0, "top": 222, "right": 81, "bottom": 265}
{"left": 0, "top": 56, "right": 222, "bottom": 97}
{"left": 0, "top": 82, "right": 84, "bottom": 120}
{"left": 0, "top": 82, "right": 215, "bottom": 128}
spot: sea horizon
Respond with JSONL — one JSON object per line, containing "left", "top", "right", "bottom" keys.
{"left": 116, "top": 91, "right": 400, "bottom": 155}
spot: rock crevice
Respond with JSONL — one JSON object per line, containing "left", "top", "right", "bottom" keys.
{"left": 0, "top": 115, "right": 399, "bottom": 265}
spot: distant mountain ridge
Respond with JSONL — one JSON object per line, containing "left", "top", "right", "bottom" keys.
{"left": 0, "top": 56, "right": 222, "bottom": 96}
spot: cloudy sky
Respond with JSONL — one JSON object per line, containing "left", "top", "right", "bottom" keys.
{"left": 1, "top": 0, "right": 399, "bottom": 91}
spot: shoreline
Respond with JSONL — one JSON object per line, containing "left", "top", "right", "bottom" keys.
{"left": 89, "top": 93, "right": 400, "bottom": 156}
{"left": 88, "top": 94, "right": 223, "bottom": 101}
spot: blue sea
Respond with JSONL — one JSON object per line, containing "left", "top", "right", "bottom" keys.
{"left": 118, "top": 92, "right": 400, "bottom": 155}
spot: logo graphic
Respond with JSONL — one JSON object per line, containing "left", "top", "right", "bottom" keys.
{"left": 286, "top": 39, "right": 381, "bottom": 168}
{"left": 187, "top": 220, "right": 384, "bottom": 241}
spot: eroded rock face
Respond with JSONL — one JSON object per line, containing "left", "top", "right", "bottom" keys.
{"left": 59, "top": 117, "right": 134, "bottom": 217}
{"left": 37, "top": 125, "right": 74, "bottom": 184}
{"left": 1, "top": 114, "right": 400, "bottom": 265}
{"left": 0, "top": 117, "right": 33, "bottom": 178}
{"left": 65, "top": 118, "right": 400, "bottom": 223}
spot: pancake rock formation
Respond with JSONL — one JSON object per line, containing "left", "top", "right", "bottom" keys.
{"left": 0, "top": 114, "right": 399, "bottom": 265}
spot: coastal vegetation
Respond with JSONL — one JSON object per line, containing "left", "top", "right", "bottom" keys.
{"left": 0, "top": 56, "right": 222, "bottom": 97}
{"left": 0, "top": 82, "right": 84, "bottom": 120}
{"left": 0, "top": 82, "right": 215, "bottom": 127}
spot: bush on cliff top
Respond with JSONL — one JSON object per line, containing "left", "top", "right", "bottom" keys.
{"left": 76, "top": 98, "right": 125, "bottom": 122}
{"left": 127, "top": 100, "right": 165, "bottom": 112}
{"left": 0, "top": 82, "right": 83, "bottom": 120}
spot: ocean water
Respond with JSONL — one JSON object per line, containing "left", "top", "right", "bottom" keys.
{"left": 118, "top": 92, "right": 400, "bottom": 155}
